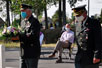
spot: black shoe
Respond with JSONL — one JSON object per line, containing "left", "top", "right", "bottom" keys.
{"left": 48, "top": 54, "right": 55, "bottom": 58}
{"left": 56, "top": 58, "right": 62, "bottom": 63}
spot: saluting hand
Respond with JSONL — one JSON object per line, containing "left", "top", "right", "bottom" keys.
{"left": 93, "top": 58, "right": 100, "bottom": 64}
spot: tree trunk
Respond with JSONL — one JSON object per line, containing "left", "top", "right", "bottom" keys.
{"left": 88, "top": 0, "right": 90, "bottom": 16}
{"left": 58, "top": 0, "right": 62, "bottom": 27}
{"left": 33, "top": 8, "right": 38, "bottom": 19}
{"left": 36, "top": 9, "right": 39, "bottom": 19}
{"left": 6, "top": 0, "right": 10, "bottom": 26}
{"left": 62, "top": 0, "right": 66, "bottom": 25}
{"left": 44, "top": 0, "right": 48, "bottom": 29}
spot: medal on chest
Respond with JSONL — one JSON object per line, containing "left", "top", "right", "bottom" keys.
{"left": 26, "top": 21, "right": 31, "bottom": 28}
{"left": 76, "top": 22, "right": 90, "bottom": 51}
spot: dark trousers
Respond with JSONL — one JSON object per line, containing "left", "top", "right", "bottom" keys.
{"left": 75, "top": 61, "right": 99, "bottom": 68}
{"left": 20, "top": 58, "right": 39, "bottom": 68}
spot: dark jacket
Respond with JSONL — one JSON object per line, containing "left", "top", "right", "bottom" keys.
{"left": 19, "top": 15, "right": 41, "bottom": 59}
{"left": 75, "top": 17, "right": 102, "bottom": 65}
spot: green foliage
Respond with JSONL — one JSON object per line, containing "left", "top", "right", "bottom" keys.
{"left": 10, "top": 0, "right": 57, "bottom": 17}
{"left": 52, "top": 9, "right": 59, "bottom": 22}
{"left": 10, "top": 0, "right": 21, "bottom": 14}
{"left": 12, "top": 19, "right": 20, "bottom": 28}
{"left": 0, "top": 27, "right": 10, "bottom": 41}
{"left": 70, "top": 24, "right": 75, "bottom": 32}
{"left": 71, "top": 13, "right": 75, "bottom": 20}
{"left": 0, "top": 41, "right": 20, "bottom": 48}
{"left": 42, "top": 28, "right": 62, "bottom": 44}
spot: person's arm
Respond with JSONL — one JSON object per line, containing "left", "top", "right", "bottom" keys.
{"left": 69, "top": 32, "right": 74, "bottom": 43}
{"left": 28, "top": 18, "right": 40, "bottom": 36}
{"left": 65, "top": 32, "right": 74, "bottom": 43}
{"left": 93, "top": 20, "right": 102, "bottom": 64}
{"left": 40, "top": 33, "right": 44, "bottom": 45}
{"left": 59, "top": 32, "right": 64, "bottom": 41}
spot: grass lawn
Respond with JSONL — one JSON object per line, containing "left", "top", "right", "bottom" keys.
{"left": 0, "top": 41, "right": 56, "bottom": 48}
{"left": 0, "top": 41, "right": 76, "bottom": 48}
{"left": 0, "top": 41, "right": 20, "bottom": 48}
{"left": 42, "top": 44, "right": 56, "bottom": 47}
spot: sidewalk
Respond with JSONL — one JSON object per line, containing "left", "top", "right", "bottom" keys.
{"left": 5, "top": 46, "right": 75, "bottom": 68}
{"left": 5, "top": 46, "right": 102, "bottom": 68}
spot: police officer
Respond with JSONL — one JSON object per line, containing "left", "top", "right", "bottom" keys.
{"left": 19, "top": 4, "right": 41, "bottom": 68}
{"left": 72, "top": 5, "right": 102, "bottom": 68}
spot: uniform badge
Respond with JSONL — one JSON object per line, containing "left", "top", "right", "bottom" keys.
{"left": 85, "top": 28, "right": 90, "bottom": 32}
{"left": 26, "top": 21, "right": 31, "bottom": 28}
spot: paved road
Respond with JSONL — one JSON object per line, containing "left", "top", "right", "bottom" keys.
{"left": 5, "top": 47, "right": 76, "bottom": 68}
{"left": 5, "top": 47, "right": 102, "bottom": 68}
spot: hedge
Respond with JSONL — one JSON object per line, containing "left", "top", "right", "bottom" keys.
{"left": 42, "top": 28, "right": 62, "bottom": 44}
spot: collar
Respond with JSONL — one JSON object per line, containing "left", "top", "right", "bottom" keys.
{"left": 24, "top": 15, "right": 32, "bottom": 20}
{"left": 66, "top": 30, "right": 71, "bottom": 33}
{"left": 28, "top": 15, "right": 33, "bottom": 21}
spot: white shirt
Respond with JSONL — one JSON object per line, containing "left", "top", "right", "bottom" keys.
{"left": 60, "top": 30, "right": 74, "bottom": 43}
{"left": 40, "top": 33, "right": 44, "bottom": 46}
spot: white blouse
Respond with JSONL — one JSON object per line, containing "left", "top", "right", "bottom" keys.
{"left": 60, "top": 30, "right": 74, "bottom": 43}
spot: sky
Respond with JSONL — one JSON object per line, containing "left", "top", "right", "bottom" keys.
{"left": 46, "top": 0, "right": 102, "bottom": 18}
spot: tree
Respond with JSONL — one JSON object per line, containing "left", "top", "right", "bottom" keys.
{"left": 10, "top": 0, "right": 63, "bottom": 29}
{"left": 44, "top": 0, "right": 59, "bottom": 29}
{"left": 44, "top": 0, "right": 48, "bottom": 29}
{"left": 10, "top": 0, "right": 44, "bottom": 17}
{"left": 6, "top": 0, "right": 11, "bottom": 26}
{"left": 52, "top": 9, "right": 59, "bottom": 28}
{"left": 0, "top": 1, "right": 6, "bottom": 18}
{"left": 51, "top": 0, "right": 67, "bottom": 27}
{"left": 68, "top": 0, "right": 77, "bottom": 7}
{"left": 46, "top": 0, "right": 62, "bottom": 27}
{"left": 58, "top": 0, "right": 62, "bottom": 27}
{"left": 62, "top": 0, "right": 66, "bottom": 25}
{"left": 2, "top": 0, "right": 11, "bottom": 26}
{"left": 100, "top": 9, "right": 102, "bottom": 23}
{"left": 10, "top": 0, "right": 49, "bottom": 29}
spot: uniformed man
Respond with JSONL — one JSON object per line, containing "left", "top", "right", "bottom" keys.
{"left": 19, "top": 4, "right": 41, "bottom": 68}
{"left": 72, "top": 5, "right": 102, "bottom": 68}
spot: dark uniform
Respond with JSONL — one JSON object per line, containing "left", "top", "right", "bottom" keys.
{"left": 72, "top": 5, "right": 102, "bottom": 68}
{"left": 19, "top": 4, "right": 41, "bottom": 68}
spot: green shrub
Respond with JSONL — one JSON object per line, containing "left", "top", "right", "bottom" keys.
{"left": 42, "top": 28, "right": 62, "bottom": 44}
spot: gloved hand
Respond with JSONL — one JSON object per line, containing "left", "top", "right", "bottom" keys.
{"left": 93, "top": 58, "right": 100, "bottom": 64}
{"left": 26, "top": 33, "right": 31, "bottom": 37}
